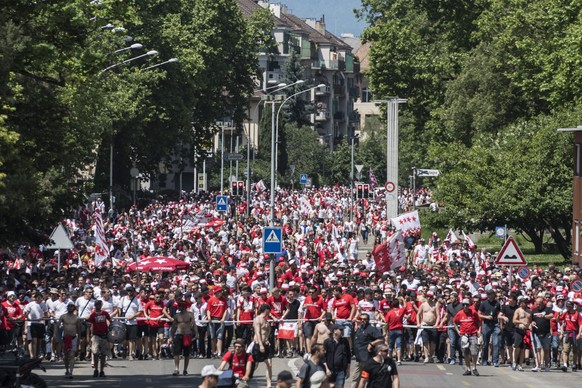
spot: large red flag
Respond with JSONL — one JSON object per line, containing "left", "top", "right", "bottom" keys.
{"left": 372, "top": 242, "right": 392, "bottom": 274}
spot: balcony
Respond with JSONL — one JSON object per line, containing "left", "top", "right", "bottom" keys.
{"left": 349, "top": 111, "right": 361, "bottom": 122}
{"left": 267, "top": 71, "right": 283, "bottom": 84}
{"left": 315, "top": 111, "right": 330, "bottom": 121}
{"left": 312, "top": 60, "right": 325, "bottom": 69}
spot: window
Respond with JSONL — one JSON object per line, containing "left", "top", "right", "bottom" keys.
{"left": 576, "top": 144, "right": 581, "bottom": 177}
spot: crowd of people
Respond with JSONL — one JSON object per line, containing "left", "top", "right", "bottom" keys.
{"left": 0, "top": 185, "right": 580, "bottom": 387}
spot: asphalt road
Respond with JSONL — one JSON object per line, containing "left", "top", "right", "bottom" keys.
{"left": 41, "top": 356, "right": 582, "bottom": 388}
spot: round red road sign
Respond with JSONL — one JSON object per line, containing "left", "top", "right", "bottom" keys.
{"left": 385, "top": 181, "right": 395, "bottom": 193}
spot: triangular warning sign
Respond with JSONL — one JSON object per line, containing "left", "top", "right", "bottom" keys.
{"left": 495, "top": 236, "right": 527, "bottom": 266}
{"left": 217, "top": 198, "right": 226, "bottom": 206}
{"left": 265, "top": 231, "right": 280, "bottom": 243}
{"left": 46, "top": 224, "right": 74, "bottom": 250}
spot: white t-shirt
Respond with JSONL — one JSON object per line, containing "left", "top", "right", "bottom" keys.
{"left": 119, "top": 296, "right": 142, "bottom": 325}
{"left": 48, "top": 298, "right": 71, "bottom": 320}
{"left": 24, "top": 301, "right": 48, "bottom": 326}
{"left": 75, "top": 297, "right": 95, "bottom": 319}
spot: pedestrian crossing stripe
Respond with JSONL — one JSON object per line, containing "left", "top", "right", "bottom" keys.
{"left": 218, "top": 198, "right": 226, "bottom": 206}
{"left": 265, "top": 231, "right": 280, "bottom": 243}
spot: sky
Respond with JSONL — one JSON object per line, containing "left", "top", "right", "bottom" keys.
{"left": 278, "top": 0, "right": 367, "bottom": 37}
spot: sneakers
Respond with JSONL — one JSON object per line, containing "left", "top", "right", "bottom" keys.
{"left": 511, "top": 363, "right": 517, "bottom": 371}
{"left": 99, "top": 371, "right": 105, "bottom": 377}
{"left": 397, "top": 361, "right": 402, "bottom": 366}
{"left": 93, "top": 370, "right": 99, "bottom": 377}
{"left": 472, "top": 369, "right": 479, "bottom": 376}
{"left": 463, "top": 369, "right": 472, "bottom": 376}
{"left": 562, "top": 364, "right": 568, "bottom": 372}
{"left": 517, "top": 366, "right": 524, "bottom": 372}
{"left": 572, "top": 365, "right": 578, "bottom": 372}
{"left": 531, "top": 367, "right": 540, "bottom": 372}
{"left": 424, "top": 357, "right": 430, "bottom": 365}
{"left": 449, "top": 360, "right": 456, "bottom": 365}
{"left": 493, "top": 362, "right": 499, "bottom": 367}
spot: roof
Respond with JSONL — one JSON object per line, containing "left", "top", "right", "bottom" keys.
{"left": 354, "top": 42, "right": 371, "bottom": 71}
{"left": 235, "top": 0, "right": 289, "bottom": 28}
{"left": 282, "top": 13, "right": 351, "bottom": 50}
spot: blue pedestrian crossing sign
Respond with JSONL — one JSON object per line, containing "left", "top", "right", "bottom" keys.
{"left": 299, "top": 173, "right": 308, "bottom": 185}
{"left": 263, "top": 227, "right": 283, "bottom": 254}
{"left": 216, "top": 195, "right": 228, "bottom": 212}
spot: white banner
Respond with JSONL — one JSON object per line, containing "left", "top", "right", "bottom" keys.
{"left": 390, "top": 210, "right": 421, "bottom": 235}
{"left": 388, "top": 231, "right": 407, "bottom": 270}
{"left": 92, "top": 209, "right": 110, "bottom": 267}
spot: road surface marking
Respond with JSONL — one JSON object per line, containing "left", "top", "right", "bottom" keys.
{"left": 436, "top": 364, "right": 446, "bottom": 371}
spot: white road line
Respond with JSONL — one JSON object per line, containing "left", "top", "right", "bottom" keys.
{"left": 288, "top": 358, "right": 300, "bottom": 375}
{"left": 436, "top": 364, "right": 446, "bottom": 371}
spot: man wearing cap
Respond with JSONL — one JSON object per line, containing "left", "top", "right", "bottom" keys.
{"left": 417, "top": 290, "right": 440, "bottom": 364}
{"left": 558, "top": 300, "right": 582, "bottom": 372}
{"left": 86, "top": 299, "right": 111, "bottom": 377}
{"left": 512, "top": 296, "right": 532, "bottom": 371}
{"left": 199, "top": 364, "right": 223, "bottom": 388}
{"left": 55, "top": 303, "right": 81, "bottom": 379}
{"left": 499, "top": 294, "right": 518, "bottom": 366}
{"left": 2, "top": 291, "right": 23, "bottom": 350}
{"left": 118, "top": 286, "right": 142, "bottom": 360}
{"left": 218, "top": 338, "right": 253, "bottom": 384}
{"left": 445, "top": 291, "right": 463, "bottom": 365}
{"left": 453, "top": 298, "right": 481, "bottom": 376}
{"left": 206, "top": 286, "right": 228, "bottom": 358}
{"left": 300, "top": 286, "right": 326, "bottom": 355}
{"left": 331, "top": 286, "right": 357, "bottom": 349}
{"left": 323, "top": 324, "right": 351, "bottom": 388}
{"left": 384, "top": 299, "right": 407, "bottom": 365}
{"left": 478, "top": 289, "right": 502, "bottom": 367}
{"left": 74, "top": 286, "right": 95, "bottom": 361}
{"left": 353, "top": 313, "right": 384, "bottom": 386}
{"left": 236, "top": 286, "right": 255, "bottom": 347}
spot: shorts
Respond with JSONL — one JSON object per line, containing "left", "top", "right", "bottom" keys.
{"left": 29, "top": 323, "right": 45, "bottom": 339}
{"left": 461, "top": 334, "right": 478, "bottom": 356}
{"left": 421, "top": 328, "right": 438, "bottom": 345}
{"left": 532, "top": 332, "right": 551, "bottom": 351}
{"left": 388, "top": 330, "right": 403, "bottom": 351}
{"left": 124, "top": 324, "right": 138, "bottom": 341}
{"left": 91, "top": 335, "right": 111, "bottom": 357}
{"left": 562, "top": 331, "right": 578, "bottom": 354}
{"left": 252, "top": 342, "right": 274, "bottom": 362}
{"left": 303, "top": 321, "right": 316, "bottom": 337}
{"left": 137, "top": 325, "right": 148, "bottom": 338}
{"left": 208, "top": 321, "right": 224, "bottom": 340}
{"left": 148, "top": 326, "right": 164, "bottom": 337}
{"left": 513, "top": 329, "right": 526, "bottom": 349}
{"left": 336, "top": 320, "right": 353, "bottom": 337}
{"left": 172, "top": 334, "right": 192, "bottom": 357}
{"left": 63, "top": 334, "right": 78, "bottom": 354}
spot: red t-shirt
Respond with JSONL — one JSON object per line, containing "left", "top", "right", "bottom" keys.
{"left": 237, "top": 296, "right": 255, "bottom": 324}
{"left": 454, "top": 308, "right": 480, "bottom": 335}
{"left": 2, "top": 301, "right": 22, "bottom": 330}
{"left": 560, "top": 310, "right": 582, "bottom": 332}
{"left": 333, "top": 294, "right": 355, "bottom": 320}
{"left": 221, "top": 350, "right": 254, "bottom": 377}
{"left": 385, "top": 307, "right": 405, "bottom": 331}
{"left": 302, "top": 296, "right": 326, "bottom": 321}
{"left": 137, "top": 299, "right": 148, "bottom": 326}
{"left": 87, "top": 310, "right": 111, "bottom": 336}
{"left": 207, "top": 296, "right": 227, "bottom": 319}
{"left": 145, "top": 300, "right": 165, "bottom": 327}
{"left": 266, "top": 295, "right": 288, "bottom": 319}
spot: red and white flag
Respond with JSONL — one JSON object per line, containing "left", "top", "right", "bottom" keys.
{"left": 369, "top": 168, "right": 378, "bottom": 189}
{"left": 92, "top": 209, "right": 110, "bottom": 267}
{"left": 390, "top": 211, "right": 421, "bottom": 236}
{"left": 446, "top": 229, "right": 459, "bottom": 243}
{"left": 256, "top": 180, "right": 266, "bottom": 192}
{"left": 277, "top": 322, "right": 298, "bottom": 340}
{"left": 372, "top": 241, "right": 391, "bottom": 274}
{"left": 462, "top": 231, "right": 475, "bottom": 249}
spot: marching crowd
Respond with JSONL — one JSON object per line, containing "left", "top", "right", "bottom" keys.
{"left": 0, "top": 185, "right": 580, "bottom": 387}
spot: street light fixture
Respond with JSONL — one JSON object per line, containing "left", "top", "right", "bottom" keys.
{"left": 274, "top": 84, "right": 326, "bottom": 183}
{"left": 115, "top": 43, "right": 143, "bottom": 53}
{"left": 100, "top": 50, "right": 158, "bottom": 74}
{"left": 143, "top": 57, "right": 179, "bottom": 71}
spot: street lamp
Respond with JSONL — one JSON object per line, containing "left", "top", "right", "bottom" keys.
{"left": 274, "top": 84, "right": 325, "bottom": 183}
{"left": 143, "top": 57, "right": 179, "bottom": 71}
{"left": 115, "top": 43, "right": 143, "bottom": 53}
{"left": 374, "top": 98, "right": 407, "bottom": 219}
{"left": 100, "top": 50, "right": 158, "bottom": 74}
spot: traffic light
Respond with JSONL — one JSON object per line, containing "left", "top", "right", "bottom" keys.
{"left": 363, "top": 184, "right": 370, "bottom": 199}
{"left": 232, "top": 181, "right": 244, "bottom": 196}
{"left": 356, "top": 184, "right": 363, "bottom": 199}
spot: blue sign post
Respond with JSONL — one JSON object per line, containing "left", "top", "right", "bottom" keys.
{"left": 216, "top": 195, "right": 228, "bottom": 212}
{"left": 263, "top": 227, "right": 283, "bottom": 254}
{"left": 299, "top": 173, "right": 308, "bottom": 185}
{"left": 495, "top": 226, "right": 506, "bottom": 238}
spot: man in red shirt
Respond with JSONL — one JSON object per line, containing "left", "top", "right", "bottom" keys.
{"left": 559, "top": 301, "right": 582, "bottom": 372}
{"left": 144, "top": 290, "right": 166, "bottom": 360}
{"left": 205, "top": 286, "right": 228, "bottom": 357}
{"left": 266, "top": 288, "right": 288, "bottom": 357}
{"left": 331, "top": 286, "right": 357, "bottom": 349}
{"left": 2, "top": 291, "right": 23, "bottom": 348}
{"left": 385, "top": 299, "right": 407, "bottom": 364}
{"left": 236, "top": 286, "right": 255, "bottom": 346}
{"left": 453, "top": 298, "right": 482, "bottom": 377}
{"left": 300, "top": 286, "right": 326, "bottom": 354}
{"left": 218, "top": 338, "right": 254, "bottom": 381}
{"left": 87, "top": 300, "right": 111, "bottom": 378}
